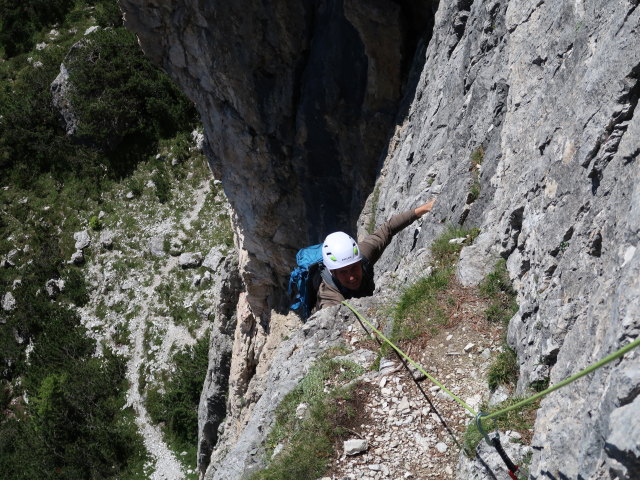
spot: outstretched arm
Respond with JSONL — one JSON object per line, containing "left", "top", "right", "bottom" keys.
{"left": 359, "top": 198, "right": 436, "bottom": 264}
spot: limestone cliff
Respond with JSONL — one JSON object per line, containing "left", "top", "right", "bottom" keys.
{"left": 119, "top": 0, "right": 639, "bottom": 478}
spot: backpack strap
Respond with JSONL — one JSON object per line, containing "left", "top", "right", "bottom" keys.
{"left": 320, "top": 264, "right": 338, "bottom": 290}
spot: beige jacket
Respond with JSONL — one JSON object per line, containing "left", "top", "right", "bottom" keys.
{"left": 316, "top": 209, "right": 418, "bottom": 310}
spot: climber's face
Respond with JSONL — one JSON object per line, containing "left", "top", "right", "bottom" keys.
{"left": 332, "top": 261, "right": 363, "bottom": 290}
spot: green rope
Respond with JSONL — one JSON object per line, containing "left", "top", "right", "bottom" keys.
{"left": 341, "top": 301, "right": 640, "bottom": 422}
{"left": 484, "top": 335, "right": 640, "bottom": 420}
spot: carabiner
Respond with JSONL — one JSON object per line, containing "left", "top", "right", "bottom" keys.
{"left": 475, "top": 411, "right": 496, "bottom": 447}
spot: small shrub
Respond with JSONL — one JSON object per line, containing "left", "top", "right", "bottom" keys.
{"left": 127, "top": 177, "right": 145, "bottom": 198}
{"left": 95, "top": 300, "right": 108, "bottom": 320}
{"left": 94, "top": 0, "right": 124, "bottom": 28}
{"left": 169, "top": 132, "right": 192, "bottom": 164}
{"left": 120, "top": 214, "right": 138, "bottom": 234}
{"left": 487, "top": 347, "right": 519, "bottom": 390}
{"left": 113, "top": 323, "right": 131, "bottom": 346}
{"left": 88, "top": 215, "right": 103, "bottom": 231}
{"left": 61, "top": 267, "right": 89, "bottom": 307}
{"left": 152, "top": 164, "right": 172, "bottom": 203}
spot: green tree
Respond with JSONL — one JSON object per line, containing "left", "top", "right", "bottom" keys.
{"left": 147, "top": 337, "right": 210, "bottom": 446}
{"left": 67, "top": 27, "right": 197, "bottom": 178}
{"left": 0, "top": 0, "right": 75, "bottom": 56}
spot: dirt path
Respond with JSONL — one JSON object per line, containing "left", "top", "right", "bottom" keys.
{"left": 123, "top": 179, "right": 212, "bottom": 480}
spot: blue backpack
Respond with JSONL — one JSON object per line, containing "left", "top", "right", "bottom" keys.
{"left": 288, "top": 243, "right": 324, "bottom": 319}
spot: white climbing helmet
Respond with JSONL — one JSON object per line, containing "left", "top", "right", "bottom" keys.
{"left": 322, "top": 232, "right": 362, "bottom": 271}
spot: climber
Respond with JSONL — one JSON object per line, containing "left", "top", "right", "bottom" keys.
{"left": 316, "top": 199, "right": 436, "bottom": 310}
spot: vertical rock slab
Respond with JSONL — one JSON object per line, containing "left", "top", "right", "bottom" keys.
{"left": 359, "top": 1, "right": 640, "bottom": 479}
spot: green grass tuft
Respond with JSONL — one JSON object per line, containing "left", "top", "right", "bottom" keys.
{"left": 487, "top": 347, "right": 519, "bottom": 391}
{"left": 391, "top": 268, "right": 451, "bottom": 345}
{"left": 388, "top": 226, "right": 480, "bottom": 349}
{"left": 431, "top": 225, "right": 479, "bottom": 268}
{"left": 479, "top": 259, "right": 518, "bottom": 326}
{"left": 470, "top": 146, "right": 485, "bottom": 168}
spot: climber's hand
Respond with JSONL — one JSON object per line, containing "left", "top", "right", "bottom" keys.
{"left": 415, "top": 198, "right": 436, "bottom": 218}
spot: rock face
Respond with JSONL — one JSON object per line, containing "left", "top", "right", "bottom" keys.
{"left": 204, "top": 306, "right": 349, "bottom": 479}
{"left": 197, "top": 256, "right": 243, "bottom": 475}
{"left": 51, "top": 63, "right": 79, "bottom": 135}
{"left": 120, "top": 0, "right": 639, "bottom": 479}
{"left": 362, "top": 1, "right": 640, "bottom": 479}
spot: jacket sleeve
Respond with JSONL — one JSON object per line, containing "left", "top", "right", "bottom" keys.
{"left": 359, "top": 209, "right": 418, "bottom": 265}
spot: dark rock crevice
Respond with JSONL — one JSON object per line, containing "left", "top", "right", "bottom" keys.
{"left": 583, "top": 63, "right": 640, "bottom": 183}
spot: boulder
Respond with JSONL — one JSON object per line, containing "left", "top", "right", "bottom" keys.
{"left": 203, "top": 247, "right": 224, "bottom": 271}
{"left": 45, "top": 279, "right": 65, "bottom": 298}
{"left": 51, "top": 64, "right": 78, "bottom": 135}
{"left": 179, "top": 252, "right": 203, "bottom": 269}
{"left": 100, "top": 230, "right": 114, "bottom": 249}
{"left": 344, "top": 439, "right": 368, "bottom": 456}
{"left": 2, "top": 292, "right": 16, "bottom": 312}
{"left": 69, "top": 250, "right": 84, "bottom": 265}
{"left": 73, "top": 230, "right": 91, "bottom": 250}
{"left": 3, "top": 249, "right": 19, "bottom": 268}
{"left": 148, "top": 236, "right": 166, "bottom": 257}
{"left": 169, "top": 239, "right": 184, "bottom": 256}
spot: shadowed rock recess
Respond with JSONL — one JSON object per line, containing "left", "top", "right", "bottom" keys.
{"left": 120, "top": 0, "right": 639, "bottom": 479}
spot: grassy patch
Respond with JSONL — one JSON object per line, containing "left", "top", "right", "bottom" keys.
{"left": 467, "top": 146, "right": 484, "bottom": 204}
{"left": 389, "top": 226, "right": 480, "bottom": 349}
{"left": 530, "top": 378, "right": 550, "bottom": 392}
{"left": 251, "top": 357, "right": 365, "bottom": 480}
{"left": 463, "top": 397, "right": 539, "bottom": 456}
{"left": 481, "top": 260, "right": 520, "bottom": 390}
{"left": 392, "top": 268, "right": 451, "bottom": 342}
{"left": 469, "top": 181, "right": 481, "bottom": 203}
{"left": 430, "top": 225, "right": 480, "bottom": 269}
{"left": 470, "top": 146, "right": 485, "bottom": 169}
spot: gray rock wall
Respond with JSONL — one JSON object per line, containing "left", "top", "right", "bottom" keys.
{"left": 204, "top": 306, "right": 352, "bottom": 480}
{"left": 366, "top": 1, "right": 640, "bottom": 478}
{"left": 197, "top": 256, "right": 243, "bottom": 475}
